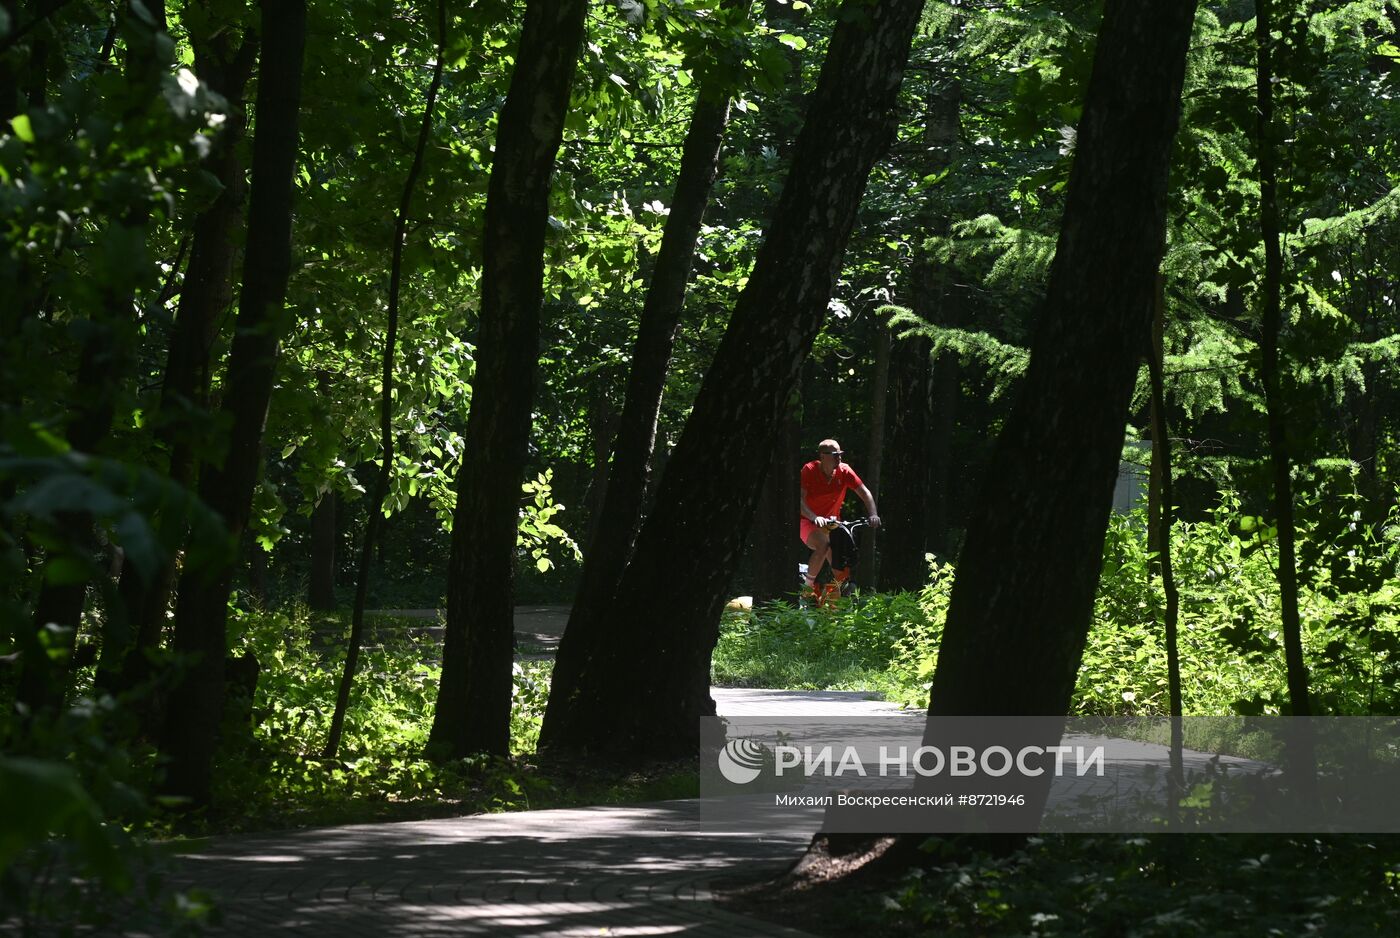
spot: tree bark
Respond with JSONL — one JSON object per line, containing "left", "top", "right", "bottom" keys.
{"left": 855, "top": 325, "right": 890, "bottom": 590}
{"left": 748, "top": 397, "right": 801, "bottom": 605}
{"left": 920, "top": 79, "right": 961, "bottom": 560}
{"left": 877, "top": 330, "right": 932, "bottom": 591}
{"left": 101, "top": 23, "right": 258, "bottom": 699}
{"left": 878, "top": 79, "right": 960, "bottom": 588}
{"left": 913, "top": 0, "right": 1197, "bottom": 811}
{"left": 1256, "top": 0, "right": 1311, "bottom": 720}
{"left": 1255, "top": 0, "right": 1317, "bottom": 804}
{"left": 0, "top": 0, "right": 20, "bottom": 121}
{"left": 159, "top": 0, "right": 307, "bottom": 804}
{"left": 324, "top": 0, "right": 446, "bottom": 760}
{"left": 428, "top": 0, "right": 588, "bottom": 760}
{"left": 926, "top": 345, "right": 958, "bottom": 557}
{"left": 541, "top": 0, "right": 925, "bottom": 760}
{"left": 581, "top": 383, "right": 617, "bottom": 547}
{"left": 1147, "top": 271, "right": 1183, "bottom": 821}
{"left": 308, "top": 491, "right": 337, "bottom": 611}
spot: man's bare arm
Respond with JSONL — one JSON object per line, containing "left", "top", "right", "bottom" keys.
{"left": 856, "top": 484, "right": 881, "bottom": 528}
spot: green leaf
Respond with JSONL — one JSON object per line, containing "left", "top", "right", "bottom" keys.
{"left": 0, "top": 757, "right": 125, "bottom": 886}
{"left": 10, "top": 113, "right": 35, "bottom": 143}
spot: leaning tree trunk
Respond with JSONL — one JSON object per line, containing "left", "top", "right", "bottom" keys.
{"left": 427, "top": 0, "right": 588, "bottom": 760}
{"left": 748, "top": 399, "right": 801, "bottom": 606}
{"left": 915, "top": 0, "right": 1196, "bottom": 781}
{"left": 159, "top": 0, "right": 307, "bottom": 805}
{"left": 542, "top": 0, "right": 926, "bottom": 761}
{"left": 543, "top": 67, "right": 738, "bottom": 738}
{"left": 324, "top": 0, "right": 446, "bottom": 761}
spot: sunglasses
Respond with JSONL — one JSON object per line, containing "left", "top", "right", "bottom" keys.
{"left": 820, "top": 451, "right": 844, "bottom": 458}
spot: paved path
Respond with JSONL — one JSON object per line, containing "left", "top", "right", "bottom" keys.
{"left": 162, "top": 803, "right": 814, "bottom": 937}
{"left": 362, "top": 606, "right": 570, "bottom": 656}
{"left": 159, "top": 690, "right": 899, "bottom": 938}
{"left": 158, "top": 688, "right": 1272, "bottom": 936}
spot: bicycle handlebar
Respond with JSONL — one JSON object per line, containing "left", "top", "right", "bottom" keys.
{"left": 820, "top": 516, "right": 873, "bottom": 531}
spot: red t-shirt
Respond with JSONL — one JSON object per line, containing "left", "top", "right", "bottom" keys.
{"left": 800, "top": 461, "right": 864, "bottom": 519}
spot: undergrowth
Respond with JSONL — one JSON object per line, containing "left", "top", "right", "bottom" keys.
{"left": 714, "top": 494, "right": 1400, "bottom": 718}
{"left": 877, "top": 833, "right": 1400, "bottom": 937}
{"left": 189, "top": 606, "right": 689, "bottom": 834}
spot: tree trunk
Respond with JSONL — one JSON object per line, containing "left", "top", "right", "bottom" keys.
{"left": 878, "top": 79, "right": 961, "bottom": 588}
{"left": 0, "top": 0, "right": 19, "bottom": 121}
{"left": 581, "top": 384, "right": 617, "bottom": 547}
{"left": 543, "top": 68, "right": 737, "bottom": 740}
{"left": 1255, "top": 0, "right": 1316, "bottom": 803}
{"left": 877, "top": 331, "right": 933, "bottom": 591}
{"left": 324, "top": 0, "right": 446, "bottom": 761}
{"left": 159, "top": 0, "right": 307, "bottom": 804}
{"left": 1147, "top": 271, "right": 1183, "bottom": 822}
{"left": 428, "top": 0, "right": 588, "bottom": 760}
{"left": 913, "top": 0, "right": 1197, "bottom": 817}
{"left": 855, "top": 325, "right": 891, "bottom": 591}
{"left": 748, "top": 398, "right": 802, "bottom": 606}
{"left": 245, "top": 536, "right": 268, "bottom": 607}
{"left": 926, "top": 347, "right": 958, "bottom": 557}
{"left": 541, "top": 0, "right": 925, "bottom": 761}
{"left": 308, "top": 491, "right": 337, "bottom": 611}
{"left": 16, "top": 1, "right": 171, "bottom": 716}
{"left": 101, "top": 25, "right": 257, "bottom": 698}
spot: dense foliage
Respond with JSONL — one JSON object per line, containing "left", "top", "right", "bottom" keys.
{"left": 3, "top": 0, "right": 1399, "bottom": 930}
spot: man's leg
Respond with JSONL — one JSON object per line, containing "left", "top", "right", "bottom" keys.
{"left": 804, "top": 527, "right": 831, "bottom": 590}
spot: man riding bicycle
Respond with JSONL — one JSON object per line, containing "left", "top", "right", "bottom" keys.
{"left": 800, "top": 439, "right": 880, "bottom": 596}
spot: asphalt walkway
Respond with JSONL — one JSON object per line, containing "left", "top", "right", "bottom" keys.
{"left": 161, "top": 689, "right": 881, "bottom": 937}
{"left": 158, "top": 684, "right": 1272, "bottom": 936}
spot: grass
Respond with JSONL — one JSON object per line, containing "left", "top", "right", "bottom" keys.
{"left": 711, "top": 588, "right": 941, "bottom": 704}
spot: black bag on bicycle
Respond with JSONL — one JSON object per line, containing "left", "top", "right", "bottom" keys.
{"left": 828, "top": 522, "right": 859, "bottom": 573}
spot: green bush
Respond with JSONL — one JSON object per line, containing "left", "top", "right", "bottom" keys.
{"left": 1082, "top": 493, "right": 1400, "bottom": 716}
{"left": 0, "top": 705, "right": 213, "bottom": 933}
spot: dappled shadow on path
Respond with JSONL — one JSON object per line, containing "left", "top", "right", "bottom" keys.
{"left": 157, "top": 803, "right": 814, "bottom": 936}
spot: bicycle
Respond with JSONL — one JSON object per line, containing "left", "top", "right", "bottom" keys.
{"left": 799, "top": 516, "right": 873, "bottom": 609}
